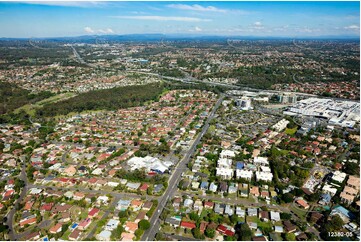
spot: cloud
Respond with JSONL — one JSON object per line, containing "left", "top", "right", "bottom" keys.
{"left": 84, "top": 27, "right": 95, "bottom": 34}
{"left": 189, "top": 26, "right": 203, "bottom": 32}
{"left": 110, "top": 15, "right": 211, "bottom": 22}
{"left": 84, "top": 27, "right": 114, "bottom": 34}
{"left": 168, "top": 4, "right": 227, "bottom": 13}
{"left": 251, "top": 21, "right": 264, "bottom": 30}
{"left": 148, "top": 6, "right": 162, "bottom": 11}
{"left": 168, "top": 4, "right": 252, "bottom": 15}
{"left": 98, "top": 28, "right": 114, "bottom": 34}
{"left": 294, "top": 27, "right": 320, "bottom": 33}
{"left": 344, "top": 25, "right": 360, "bottom": 30}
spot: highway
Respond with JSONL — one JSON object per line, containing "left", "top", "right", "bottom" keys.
{"left": 71, "top": 46, "right": 97, "bottom": 68}
{"left": 141, "top": 94, "right": 224, "bottom": 241}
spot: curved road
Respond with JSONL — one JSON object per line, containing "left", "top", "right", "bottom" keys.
{"left": 6, "top": 157, "right": 29, "bottom": 241}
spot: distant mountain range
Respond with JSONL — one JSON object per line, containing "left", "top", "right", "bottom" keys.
{"left": 0, "top": 33, "right": 359, "bottom": 42}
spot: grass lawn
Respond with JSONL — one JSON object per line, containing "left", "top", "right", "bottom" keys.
{"left": 128, "top": 211, "right": 138, "bottom": 222}
{"left": 270, "top": 232, "right": 283, "bottom": 241}
{"left": 162, "top": 224, "right": 176, "bottom": 234}
{"left": 200, "top": 209, "right": 209, "bottom": 220}
{"left": 246, "top": 216, "right": 259, "bottom": 223}
{"left": 258, "top": 221, "right": 273, "bottom": 232}
{"left": 14, "top": 92, "right": 77, "bottom": 116}
{"left": 285, "top": 127, "right": 298, "bottom": 135}
{"left": 226, "top": 193, "right": 237, "bottom": 199}
{"left": 274, "top": 221, "right": 283, "bottom": 226}
{"left": 290, "top": 205, "right": 308, "bottom": 220}
{"left": 79, "top": 209, "right": 89, "bottom": 220}
{"left": 60, "top": 230, "right": 71, "bottom": 240}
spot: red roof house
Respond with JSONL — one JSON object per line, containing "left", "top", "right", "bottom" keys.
{"left": 180, "top": 221, "right": 196, "bottom": 229}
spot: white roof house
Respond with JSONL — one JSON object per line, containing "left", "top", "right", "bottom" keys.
{"left": 29, "top": 188, "right": 43, "bottom": 195}
{"left": 216, "top": 168, "right": 234, "bottom": 180}
{"left": 270, "top": 211, "right": 281, "bottom": 221}
{"left": 236, "top": 207, "right": 245, "bottom": 217}
{"left": 107, "top": 182, "right": 119, "bottom": 187}
{"left": 260, "top": 166, "right": 271, "bottom": 172}
{"left": 274, "top": 226, "right": 283, "bottom": 233}
{"left": 97, "top": 196, "right": 109, "bottom": 204}
{"left": 220, "top": 150, "right": 236, "bottom": 159}
{"left": 64, "top": 191, "right": 74, "bottom": 198}
{"left": 217, "top": 158, "right": 233, "bottom": 169}
{"left": 127, "top": 156, "right": 171, "bottom": 173}
{"left": 92, "top": 168, "right": 103, "bottom": 175}
{"left": 236, "top": 169, "right": 253, "bottom": 180}
{"left": 253, "top": 157, "right": 269, "bottom": 166}
{"left": 322, "top": 184, "right": 338, "bottom": 196}
{"left": 332, "top": 171, "right": 347, "bottom": 183}
{"left": 105, "top": 219, "right": 120, "bottom": 231}
{"left": 49, "top": 163, "right": 62, "bottom": 170}
{"left": 209, "top": 182, "right": 218, "bottom": 192}
{"left": 126, "top": 182, "right": 141, "bottom": 190}
{"left": 184, "top": 198, "right": 194, "bottom": 208}
{"left": 256, "top": 171, "right": 273, "bottom": 182}
{"left": 96, "top": 230, "right": 111, "bottom": 241}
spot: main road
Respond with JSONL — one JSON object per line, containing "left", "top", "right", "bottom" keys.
{"left": 141, "top": 94, "right": 224, "bottom": 241}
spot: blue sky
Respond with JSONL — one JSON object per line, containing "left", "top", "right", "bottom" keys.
{"left": 0, "top": 1, "right": 359, "bottom": 37}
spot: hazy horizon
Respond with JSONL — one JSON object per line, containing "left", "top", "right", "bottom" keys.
{"left": 0, "top": 1, "right": 359, "bottom": 38}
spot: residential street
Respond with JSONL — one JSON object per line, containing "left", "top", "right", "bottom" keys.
{"left": 141, "top": 94, "right": 224, "bottom": 241}
{"left": 6, "top": 158, "right": 29, "bottom": 241}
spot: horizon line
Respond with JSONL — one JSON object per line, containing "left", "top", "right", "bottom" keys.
{"left": 0, "top": 33, "right": 360, "bottom": 40}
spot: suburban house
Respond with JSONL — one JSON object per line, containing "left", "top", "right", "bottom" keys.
{"left": 180, "top": 221, "right": 196, "bottom": 229}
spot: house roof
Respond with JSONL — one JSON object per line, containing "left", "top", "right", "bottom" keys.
{"left": 69, "top": 229, "right": 81, "bottom": 239}
{"left": 24, "top": 232, "right": 40, "bottom": 241}
{"left": 180, "top": 221, "right": 196, "bottom": 229}
{"left": 200, "top": 221, "right": 208, "bottom": 232}
{"left": 131, "top": 199, "right": 143, "bottom": 207}
{"left": 125, "top": 221, "right": 138, "bottom": 233}
{"left": 296, "top": 199, "right": 309, "bottom": 208}
{"left": 143, "top": 201, "right": 153, "bottom": 209}
{"left": 217, "top": 224, "right": 235, "bottom": 236}
{"left": 40, "top": 203, "right": 53, "bottom": 211}
{"left": 121, "top": 232, "right": 135, "bottom": 241}
{"left": 88, "top": 208, "right": 100, "bottom": 217}
{"left": 20, "top": 217, "right": 37, "bottom": 227}
{"left": 79, "top": 218, "right": 91, "bottom": 228}
{"left": 259, "top": 211, "right": 269, "bottom": 219}
{"left": 139, "top": 183, "right": 149, "bottom": 191}
{"left": 24, "top": 201, "right": 34, "bottom": 210}
{"left": 49, "top": 223, "right": 62, "bottom": 233}
{"left": 136, "top": 211, "right": 147, "bottom": 221}
{"left": 204, "top": 201, "right": 214, "bottom": 208}
{"left": 283, "top": 220, "right": 296, "bottom": 232}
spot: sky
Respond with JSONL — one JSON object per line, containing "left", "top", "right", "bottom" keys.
{"left": 0, "top": 1, "right": 359, "bottom": 38}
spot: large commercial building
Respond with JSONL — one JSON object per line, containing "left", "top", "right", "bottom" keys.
{"left": 127, "top": 156, "right": 172, "bottom": 174}
{"left": 236, "top": 97, "right": 253, "bottom": 111}
{"left": 284, "top": 98, "right": 360, "bottom": 128}
{"left": 278, "top": 92, "right": 297, "bottom": 104}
